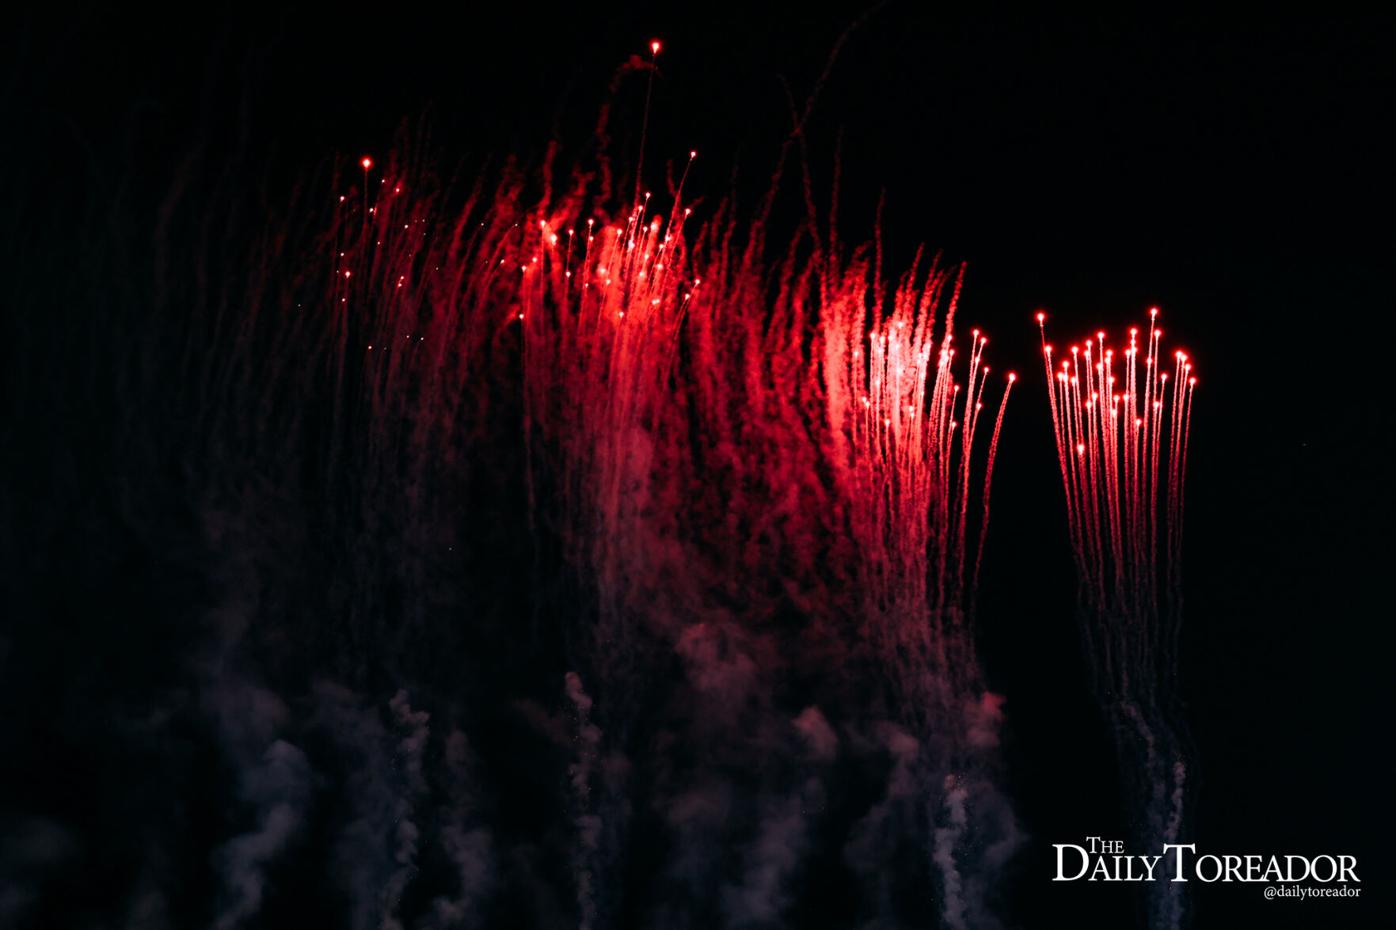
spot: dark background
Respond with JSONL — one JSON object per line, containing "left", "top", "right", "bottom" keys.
{"left": 4, "top": 5, "right": 1391, "bottom": 928}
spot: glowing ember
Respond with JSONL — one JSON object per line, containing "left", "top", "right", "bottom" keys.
{"left": 1037, "top": 308, "right": 1199, "bottom": 930}
{"left": 1037, "top": 309, "right": 1196, "bottom": 616}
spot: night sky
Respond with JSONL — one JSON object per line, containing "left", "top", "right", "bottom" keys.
{"left": 3, "top": 7, "right": 1391, "bottom": 929}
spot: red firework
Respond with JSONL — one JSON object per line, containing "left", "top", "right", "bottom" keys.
{"left": 1037, "top": 308, "right": 1196, "bottom": 623}
{"left": 823, "top": 260, "right": 1014, "bottom": 699}
{"left": 1037, "top": 308, "right": 1198, "bottom": 930}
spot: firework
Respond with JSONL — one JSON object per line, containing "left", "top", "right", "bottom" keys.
{"left": 113, "top": 41, "right": 1029, "bottom": 927}
{"left": 1037, "top": 308, "right": 1198, "bottom": 930}
{"left": 821, "top": 258, "right": 1015, "bottom": 721}
{"left": 825, "top": 271, "right": 1019, "bottom": 930}
{"left": 515, "top": 153, "right": 700, "bottom": 930}
{"left": 509, "top": 149, "right": 1023, "bottom": 925}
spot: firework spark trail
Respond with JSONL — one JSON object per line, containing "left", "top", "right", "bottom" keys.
{"left": 1037, "top": 309, "right": 1197, "bottom": 930}
{"left": 821, "top": 256, "right": 1015, "bottom": 724}
{"left": 260, "top": 159, "right": 1021, "bottom": 930}
{"left": 520, "top": 173, "right": 697, "bottom": 637}
{"left": 441, "top": 35, "right": 1028, "bottom": 925}
{"left": 812, "top": 245, "right": 1021, "bottom": 927}
{"left": 507, "top": 166, "right": 703, "bottom": 927}
{"left": 111, "top": 143, "right": 529, "bottom": 930}
{"left": 179, "top": 141, "right": 664, "bottom": 928}
{"left": 504, "top": 166, "right": 1024, "bottom": 925}
{"left": 180, "top": 144, "right": 514, "bottom": 587}
{"left": 1, "top": 20, "right": 1048, "bottom": 920}
{"left": 159, "top": 43, "right": 1026, "bottom": 924}
{"left": 971, "top": 370, "right": 1015, "bottom": 609}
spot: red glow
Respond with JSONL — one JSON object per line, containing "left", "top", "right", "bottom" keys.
{"left": 1035, "top": 310, "right": 1198, "bottom": 621}
{"left": 263, "top": 105, "right": 1025, "bottom": 780}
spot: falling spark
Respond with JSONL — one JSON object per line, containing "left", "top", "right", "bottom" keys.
{"left": 1036, "top": 310, "right": 1196, "bottom": 618}
{"left": 1037, "top": 308, "right": 1199, "bottom": 930}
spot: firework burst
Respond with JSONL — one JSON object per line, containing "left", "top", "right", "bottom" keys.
{"left": 86, "top": 40, "right": 1030, "bottom": 928}
{"left": 1038, "top": 308, "right": 1198, "bottom": 930}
